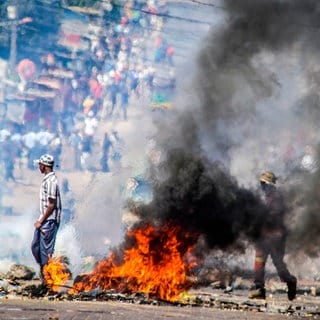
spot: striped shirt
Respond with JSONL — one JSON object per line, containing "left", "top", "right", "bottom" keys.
{"left": 39, "top": 171, "right": 62, "bottom": 223}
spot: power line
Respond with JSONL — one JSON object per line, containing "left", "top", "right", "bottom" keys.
{"left": 191, "top": 0, "right": 227, "bottom": 11}
{"left": 0, "top": 0, "right": 216, "bottom": 36}
{"left": 110, "top": 1, "right": 213, "bottom": 26}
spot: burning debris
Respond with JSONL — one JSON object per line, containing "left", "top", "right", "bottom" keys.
{"left": 71, "top": 223, "right": 198, "bottom": 302}
{"left": 43, "top": 257, "right": 71, "bottom": 292}
{"left": 4, "top": 271, "right": 320, "bottom": 318}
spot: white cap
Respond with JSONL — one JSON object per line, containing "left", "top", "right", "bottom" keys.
{"left": 34, "top": 154, "right": 55, "bottom": 167}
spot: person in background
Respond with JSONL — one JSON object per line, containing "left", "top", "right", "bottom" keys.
{"left": 1, "top": 135, "right": 16, "bottom": 182}
{"left": 300, "top": 145, "right": 318, "bottom": 173}
{"left": 31, "top": 154, "right": 61, "bottom": 283}
{"left": 249, "top": 171, "right": 297, "bottom": 301}
{"left": 119, "top": 79, "right": 129, "bottom": 120}
{"left": 100, "top": 132, "right": 113, "bottom": 172}
{"left": 60, "top": 178, "right": 75, "bottom": 225}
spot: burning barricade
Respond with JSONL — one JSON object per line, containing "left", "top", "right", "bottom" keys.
{"left": 69, "top": 223, "right": 197, "bottom": 302}
{"left": 19, "top": 221, "right": 199, "bottom": 303}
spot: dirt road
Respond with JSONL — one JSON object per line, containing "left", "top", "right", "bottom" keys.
{"left": 0, "top": 296, "right": 305, "bottom": 320}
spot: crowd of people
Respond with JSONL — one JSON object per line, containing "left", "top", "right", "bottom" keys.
{"left": 0, "top": 0, "right": 175, "bottom": 180}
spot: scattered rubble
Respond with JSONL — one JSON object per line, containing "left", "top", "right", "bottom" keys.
{"left": 0, "top": 264, "right": 320, "bottom": 318}
{"left": 5, "top": 264, "right": 35, "bottom": 281}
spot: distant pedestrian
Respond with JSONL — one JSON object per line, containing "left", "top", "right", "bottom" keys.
{"left": 300, "top": 145, "right": 318, "bottom": 173}
{"left": 109, "top": 80, "right": 119, "bottom": 116}
{"left": 70, "top": 130, "right": 83, "bottom": 171}
{"left": 166, "top": 45, "right": 175, "bottom": 66}
{"left": 1, "top": 135, "right": 16, "bottom": 182}
{"left": 21, "top": 130, "right": 38, "bottom": 170}
{"left": 119, "top": 80, "right": 129, "bottom": 120}
{"left": 31, "top": 154, "right": 61, "bottom": 283}
{"left": 129, "top": 68, "right": 140, "bottom": 99}
{"left": 100, "top": 132, "right": 112, "bottom": 172}
{"left": 60, "top": 179, "right": 75, "bottom": 225}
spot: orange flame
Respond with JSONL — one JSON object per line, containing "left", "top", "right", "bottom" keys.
{"left": 43, "top": 256, "right": 71, "bottom": 292}
{"left": 71, "top": 223, "right": 198, "bottom": 302}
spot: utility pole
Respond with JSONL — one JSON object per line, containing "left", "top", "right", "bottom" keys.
{"left": 5, "top": 2, "right": 32, "bottom": 77}
{"left": 7, "top": 3, "right": 17, "bottom": 72}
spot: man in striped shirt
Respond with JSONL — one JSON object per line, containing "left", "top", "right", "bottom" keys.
{"left": 31, "top": 154, "right": 62, "bottom": 281}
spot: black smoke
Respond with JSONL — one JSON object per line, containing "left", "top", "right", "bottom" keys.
{"left": 130, "top": 149, "right": 267, "bottom": 253}
{"left": 193, "top": 0, "right": 320, "bottom": 257}
{"left": 121, "top": 0, "right": 320, "bottom": 261}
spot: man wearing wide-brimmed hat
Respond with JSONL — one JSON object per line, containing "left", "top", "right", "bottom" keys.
{"left": 249, "top": 171, "right": 296, "bottom": 301}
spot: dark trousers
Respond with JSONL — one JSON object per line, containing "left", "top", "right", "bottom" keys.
{"left": 31, "top": 220, "right": 59, "bottom": 269}
{"left": 254, "top": 234, "right": 295, "bottom": 288}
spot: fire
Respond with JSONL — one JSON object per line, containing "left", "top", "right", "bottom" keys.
{"left": 43, "top": 256, "right": 71, "bottom": 292}
{"left": 71, "top": 223, "right": 198, "bottom": 302}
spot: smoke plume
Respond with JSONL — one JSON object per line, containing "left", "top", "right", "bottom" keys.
{"left": 123, "top": 0, "right": 320, "bottom": 265}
